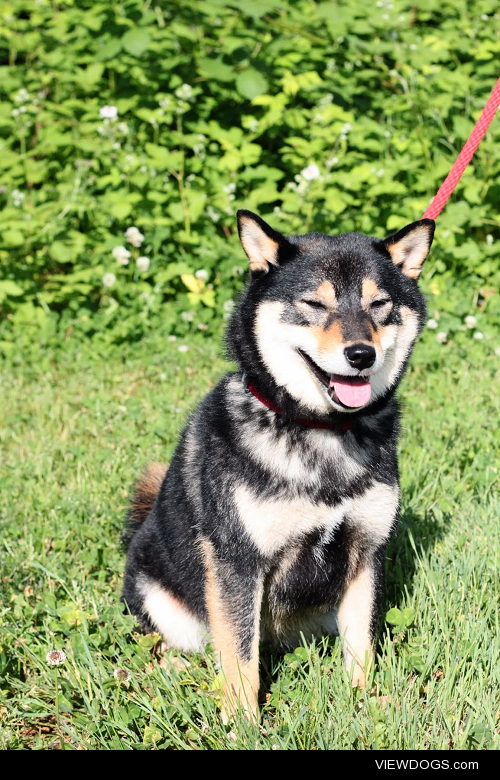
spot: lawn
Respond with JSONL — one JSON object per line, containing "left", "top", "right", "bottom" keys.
{"left": 1, "top": 324, "right": 499, "bottom": 750}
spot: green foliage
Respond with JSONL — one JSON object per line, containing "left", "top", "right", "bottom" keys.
{"left": 1, "top": 0, "right": 500, "bottom": 344}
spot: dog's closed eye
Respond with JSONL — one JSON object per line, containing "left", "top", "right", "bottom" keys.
{"left": 301, "top": 299, "right": 328, "bottom": 310}
{"left": 370, "top": 298, "right": 391, "bottom": 309}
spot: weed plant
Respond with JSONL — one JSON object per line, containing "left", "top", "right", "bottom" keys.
{"left": 1, "top": 0, "right": 500, "bottom": 348}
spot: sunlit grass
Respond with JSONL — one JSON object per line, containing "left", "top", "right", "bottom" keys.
{"left": 0, "top": 328, "right": 499, "bottom": 749}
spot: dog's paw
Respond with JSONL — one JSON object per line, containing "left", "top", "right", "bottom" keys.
{"left": 351, "top": 664, "right": 366, "bottom": 690}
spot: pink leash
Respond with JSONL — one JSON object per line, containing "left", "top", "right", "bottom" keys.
{"left": 423, "top": 76, "right": 500, "bottom": 220}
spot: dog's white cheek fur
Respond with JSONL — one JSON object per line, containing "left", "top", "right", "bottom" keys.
{"left": 255, "top": 301, "right": 333, "bottom": 413}
{"left": 369, "top": 307, "right": 419, "bottom": 402}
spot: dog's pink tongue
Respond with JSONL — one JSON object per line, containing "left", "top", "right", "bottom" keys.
{"left": 331, "top": 375, "right": 371, "bottom": 408}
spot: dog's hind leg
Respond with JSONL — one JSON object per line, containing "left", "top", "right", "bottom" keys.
{"left": 200, "top": 538, "right": 264, "bottom": 722}
{"left": 140, "top": 579, "right": 209, "bottom": 653}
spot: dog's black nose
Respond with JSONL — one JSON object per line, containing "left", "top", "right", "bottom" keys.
{"left": 344, "top": 343, "right": 376, "bottom": 370}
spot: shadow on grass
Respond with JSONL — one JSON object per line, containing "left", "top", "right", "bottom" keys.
{"left": 383, "top": 503, "right": 447, "bottom": 609}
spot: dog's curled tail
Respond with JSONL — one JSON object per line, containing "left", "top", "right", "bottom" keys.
{"left": 122, "top": 462, "right": 168, "bottom": 549}
{"left": 130, "top": 461, "right": 167, "bottom": 524}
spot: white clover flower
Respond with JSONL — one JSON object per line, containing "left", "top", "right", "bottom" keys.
{"left": 102, "top": 272, "right": 116, "bottom": 287}
{"left": 167, "top": 335, "right": 177, "bottom": 342}
{"left": 341, "top": 122, "right": 352, "bottom": 134}
{"left": 319, "top": 93, "right": 333, "bottom": 107}
{"left": 11, "top": 189, "right": 25, "bottom": 207}
{"left": 99, "top": 105, "right": 118, "bottom": 119}
{"left": 426, "top": 318, "right": 438, "bottom": 329}
{"left": 436, "top": 332, "right": 447, "bottom": 343}
{"left": 197, "top": 323, "right": 208, "bottom": 330}
{"left": 223, "top": 300, "right": 235, "bottom": 313}
{"left": 46, "top": 650, "right": 66, "bottom": 666}
{"left": 194, "top": 269, "right": 208, "bottom": 281}
{"left": 181, "top": 311, "right": 194, "bottom": 322}
{"left": 206, "top": 206, "right": 220, "bottom": 223}
{"left": 136, "top": 256, "right": 150, "bottom": 272}
{"left": 112, "top": 246, "right": 131, "bottom": 265}
{"left": 117, "top": 122, "right": 129, "bottom": 135}
{"left": 325, "top": 156, "right": 339, "bottom": 168}
{"left": 178, "top": 345, "right": 189, "bottom": 353}
{"left": 465, "top": 315, "right": 477, "bottom": 329}
{"left": 473, "top": 331, "right": 484, "bottom": 340}
{"left": 14, "top": 88, "right": 29, "bottom": 104}
{"left": 486, "top": 234, "right": 493, "bottom": 246}
{"left": 300, "top": 163, "right": 321, "bottom": 181}
{"left": 175, "top": 83, "right": 193, "bottom": 101}
{"left": 113, "top": 668, "right": 131, "bottom": 682}
{"left": 124, "top": 226, "right": 144, "bottom": 247}
{"left": 11, "top": 108, "right": 20, "bottom": 118}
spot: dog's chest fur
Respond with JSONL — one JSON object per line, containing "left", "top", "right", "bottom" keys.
{"left": 179, "top": 375, "right": 399, "bottom": 619}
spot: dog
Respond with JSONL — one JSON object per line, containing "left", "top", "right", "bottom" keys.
{"left": 122, "top": 209, "right": 435, "bottom": 719}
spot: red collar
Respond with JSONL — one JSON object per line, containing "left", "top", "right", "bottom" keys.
{"left": 245, "top": 380, "right": 352, "bottom": 433}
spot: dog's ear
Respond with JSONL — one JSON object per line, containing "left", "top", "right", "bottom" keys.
{"left": 237, "top": 210, "right": 288, "bottom": 273}
{"left": 383, "top": 219, "right": 435, "bottom": 280}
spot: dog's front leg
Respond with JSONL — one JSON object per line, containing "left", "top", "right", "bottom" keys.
{"left": 200, "top": 539, "right": 263, "bottom": 722}
{"left": 336, "top": 550, "right": 385, "bottom": 689}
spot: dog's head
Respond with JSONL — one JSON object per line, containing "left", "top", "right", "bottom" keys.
{"left": 229, "top": 210, "right": 434, "bottom": 416}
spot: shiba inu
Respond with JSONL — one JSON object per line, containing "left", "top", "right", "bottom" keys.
{"left": 122, "top": 210, "right": 435, "bottom": 719}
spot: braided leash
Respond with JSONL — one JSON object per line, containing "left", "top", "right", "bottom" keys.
{"left": 423, "top": 76, "right": 500, "bottom": 220}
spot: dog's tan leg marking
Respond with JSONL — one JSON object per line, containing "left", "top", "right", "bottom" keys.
{"left": 200, "top": 539, "right": 262, "bottom": 722}
{"left": 337, "top": 566, "right": 375, "bottom": 689}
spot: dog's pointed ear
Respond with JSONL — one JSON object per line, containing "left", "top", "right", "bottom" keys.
{"left": 237, "top": 210, "right": 287, "bottom": 273}
{"left": 383, "top": 219, "right": 435, "bottom": 280}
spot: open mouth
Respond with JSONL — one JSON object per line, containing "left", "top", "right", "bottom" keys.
{"left": 298, "top": 350, "right": 372, "bottom": 409}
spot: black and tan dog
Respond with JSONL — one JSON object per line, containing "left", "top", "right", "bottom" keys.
{"left": 122, "top": 210, "right": 435, "bottom": 718}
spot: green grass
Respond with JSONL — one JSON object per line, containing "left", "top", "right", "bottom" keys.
{"left": 1, "top": 327, "right": 499, "bottom": 750}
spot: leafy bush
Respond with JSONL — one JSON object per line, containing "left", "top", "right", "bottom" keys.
{"left": 1, "top": 0, "right": 500, "bottom": 347}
